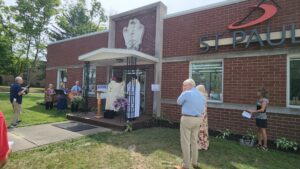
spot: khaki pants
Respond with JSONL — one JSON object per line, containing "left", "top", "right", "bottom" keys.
{"left": 11, "top": 101, "right": 21, "bottom": 125}
{"left": 180, "top": 116, "right": 202, "bottom": 168}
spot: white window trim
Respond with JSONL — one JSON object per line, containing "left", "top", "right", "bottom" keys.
{"left": 56, "top": 68, "right": 67, "bottom": 89}
{"left": 287, "top": 54, "right": 300, "bottom": 108}
{"left": 189, "top": 59, "right": 224, "bottom": 103}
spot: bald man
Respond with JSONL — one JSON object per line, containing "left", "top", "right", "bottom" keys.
{"left": 9, "top": 77, "right": 28, "bottom": 128}
{"left": 175, "top": 79, "right": 206, "bottom": 169}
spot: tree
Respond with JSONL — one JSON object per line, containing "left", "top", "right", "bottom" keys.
{"left": 12, "top": 0, "right": 60, "bottom": 84}
{"left": 0, "top": 0, "right": 14, "bottom": 75}
{"left": 49, "top": 0, "right": 107, "bottom": 41}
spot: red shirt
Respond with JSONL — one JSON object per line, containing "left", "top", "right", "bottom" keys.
{"left": 0, "top": 112, "right": 9, "bottom": 161}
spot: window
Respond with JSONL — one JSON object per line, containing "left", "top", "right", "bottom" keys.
{"left": 289, "top": 58, "right": 300, "bottom": 107}
{"left": 83, "top": 67, "right": 96, "bottom": 96}
{"left": 191, "top": 61, "right": 223, "bottom": 102}
{"left": 57, "top": 69, "right": 67, "bottom": 89}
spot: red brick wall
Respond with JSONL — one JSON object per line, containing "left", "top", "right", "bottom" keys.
{"left": 162, "top": 55, "right": 287, "bottom": 106}
{"left": 88, "top": 97, "right": 97, "bottom": 109}
{"left": 66, "top": 68, "right": 83, "bottom": 89}
{"left": 96, "top": 66, "right": 107, "bottom": 84}
{"left": 47, "top": 32, "right": 108, "bottom": 67}
{"left": 208, "top": 108, "right": 300, "bottom": 142}
{"left": 115, "top": 9, "right": 157, "bottom": 55}
{"left": 224, "top": 55, "right": 287, "bottom": 106}
{"left": 161, "top": 103, "right": 181, "bottom": 122}
{"left": 45, "top": 69, "right": 57, "bottom": 88}
{"left": 161, "top": 104, "right": 300, "bottom": 142}
{"left": 161, "top": 62, "right": 189, "bottom": 99}
{"left": 163, "top": 0, "right": 300, "bottom": 57}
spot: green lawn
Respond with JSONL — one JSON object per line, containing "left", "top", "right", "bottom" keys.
{"left": 4, "top": 128, "right": 300, "bottom": 169}
{"left": 0, "top": 93, "right": 68, "bottom": 127}
{"left": 0, "top": 86, "right": 44, "bottom": 93}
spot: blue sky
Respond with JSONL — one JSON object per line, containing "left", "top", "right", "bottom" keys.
{"left": 5, "top": 0, "right": 227, "bottom": 16}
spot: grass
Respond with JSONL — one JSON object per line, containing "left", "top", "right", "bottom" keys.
{"left": 0, "top": 86, "right": 44, "bottom": 93}
{"left": 4, "top": 128, "right": 300, "bottom": 169}
{"left": 0, "top": 93, "right": 68, "bottom": 127}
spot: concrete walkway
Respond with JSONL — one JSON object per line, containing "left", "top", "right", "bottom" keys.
{"left": 8, "top": 121, "right": 111, "bottom": 152}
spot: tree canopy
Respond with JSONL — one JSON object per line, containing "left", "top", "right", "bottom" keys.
{"left": 49, "top": 0, "right": 107, "bottom": 41}
{"left": 0, "top": 0, "right": 107, "bottom": 84}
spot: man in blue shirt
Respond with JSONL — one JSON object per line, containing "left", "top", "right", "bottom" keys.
{"left": 175, "top": 79, "right": 206, "bottom": 169}
{"left": 9, "top": 77, "right": 28, "bottom": 128}
{"left": 71, "top": 81, "right": 82, "bottom": 96}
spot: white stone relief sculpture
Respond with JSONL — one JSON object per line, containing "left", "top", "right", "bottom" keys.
{"left": 123, "top": 18, "right": 144, "bottom": 50}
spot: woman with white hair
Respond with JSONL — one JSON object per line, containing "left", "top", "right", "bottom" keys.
{"left": 196, "top": 85, "right": 209, "bottom": 150}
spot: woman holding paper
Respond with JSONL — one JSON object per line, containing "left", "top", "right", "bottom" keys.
{"left": 0, "top": 112, "right": 11, "bottom": 168}
{"left": 196, "top": 85, "right": 209, "bottom": 150}
{"left": 247, "top": 88, "right": 269, "bottom": 151}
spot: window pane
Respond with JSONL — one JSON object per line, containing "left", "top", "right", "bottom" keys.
{"left": 191, "top": 62, "right": 223, "bottom": 101}
{"left": 57, "top": 69, "right": 67, "bottom": 89}
{"left": 88, "top": 68, "right": 96, "bottom": 95}
{"left": 290, "top": 59, "right": 300, "bottom": 106}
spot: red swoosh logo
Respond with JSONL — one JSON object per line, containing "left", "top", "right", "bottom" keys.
{"left": 228, "top": 4, "right": 278, "bottom": 30}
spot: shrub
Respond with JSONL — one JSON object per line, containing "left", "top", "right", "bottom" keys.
{"left": 275, "top": 137, "right": 298, "bottom": 151}
{"left": 216, "top": 129, "right": 231, "bottom": 140}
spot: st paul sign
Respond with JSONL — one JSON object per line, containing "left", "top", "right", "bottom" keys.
{"left": 199, "top": 0, "right": 300, "bottom": 53}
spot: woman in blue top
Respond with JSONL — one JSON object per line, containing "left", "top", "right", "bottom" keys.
{"left": 247, "top": 88, "right": 269, "bottom": 151}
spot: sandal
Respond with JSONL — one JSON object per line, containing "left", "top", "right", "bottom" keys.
{"left": 261, "top": 146, "right": 268, "bottom": 151}
{"left": 256, "top": 144, "right": 262, "bottom": 149}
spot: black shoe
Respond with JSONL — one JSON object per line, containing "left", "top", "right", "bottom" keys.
{"left": 192, "top": 164, "right": 201, "bottom": 169}
{"left": 9, "top": 124, "right": 17, "bottom": 129}
{"left": 17, "top": 120, "right": 22, "bottom": 124}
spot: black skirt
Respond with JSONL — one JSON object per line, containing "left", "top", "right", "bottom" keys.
{"left": 256, "top": 119, "right": 267, "bottom": 128}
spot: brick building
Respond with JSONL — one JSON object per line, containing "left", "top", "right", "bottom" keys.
{"left": 46, "top": 0, "right": 300, "bottom": 141}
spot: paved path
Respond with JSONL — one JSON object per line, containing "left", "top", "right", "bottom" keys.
{"left": 8, "top": 121, "right": 111, "bottom": 152}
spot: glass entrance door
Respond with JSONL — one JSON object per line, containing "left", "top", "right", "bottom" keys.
{"left": 123, "top": 69, "right": 146, "bottom": 114}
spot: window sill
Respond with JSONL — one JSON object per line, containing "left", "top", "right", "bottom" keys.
{"left": 207, "top": 100, "right": 223, "bottom": 103}
{"left": 161, "top": 99, "right": 300, "bottom": 116}
{"left": 208, "top": 103, "right": 300, "bottom": 116}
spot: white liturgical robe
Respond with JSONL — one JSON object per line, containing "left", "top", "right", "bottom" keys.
{"left": 105, "top": 80, "right": 125, "bottom": 111}
{"left": 127, "top": 79, "right": 141, "bottom": 118}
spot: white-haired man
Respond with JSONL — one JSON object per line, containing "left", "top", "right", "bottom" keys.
{"left": 9, "top": 77, "right": 28, "bottom": 128}
{"left": 71, "top": 80, "right": 82, "bottom": 96}
{"left": 175, "top": 79, "right": 206, "bottom": 169}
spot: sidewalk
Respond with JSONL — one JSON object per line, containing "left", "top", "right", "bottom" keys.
{"left": 8, "top": 121, "right": 111, "bottom": 152}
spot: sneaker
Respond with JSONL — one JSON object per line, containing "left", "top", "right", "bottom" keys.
{"left": 17, "top": 120, "right": 22, "bottom": 124}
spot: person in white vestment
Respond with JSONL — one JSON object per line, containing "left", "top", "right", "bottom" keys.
{"left": 105, "top": 77, "right": 125, "bottom": 114}
{"left": 127, "top": 76, "right": 141, "bottom": 119}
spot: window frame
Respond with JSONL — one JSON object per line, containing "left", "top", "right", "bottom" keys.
{"left": 189, "top": 59, "right": 224, "bottom": 103}
{"left": 56, "top": 68, "right": 67, "bottom": 89}
{"left": 83, "top": 66, "right": 97, "bottom": 96}
{"left": 287, "top": 54, "right": 300, "bottom": 108}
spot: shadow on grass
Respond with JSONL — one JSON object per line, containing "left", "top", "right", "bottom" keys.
{"left": 83, "top": 128, "right": 300, "bottom": 169}
{"left": 6, "top": 128, "right": 300, "bottom": 169}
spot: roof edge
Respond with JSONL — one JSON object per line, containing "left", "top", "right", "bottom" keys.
{"left": 110, "top": 1, "right": 167, "bottom": 20}
{"left": 164, "top": 0, "right": 247, "bottom": 19}
{"left": 48, "top": 30, "right": 109, "bottom": 46}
